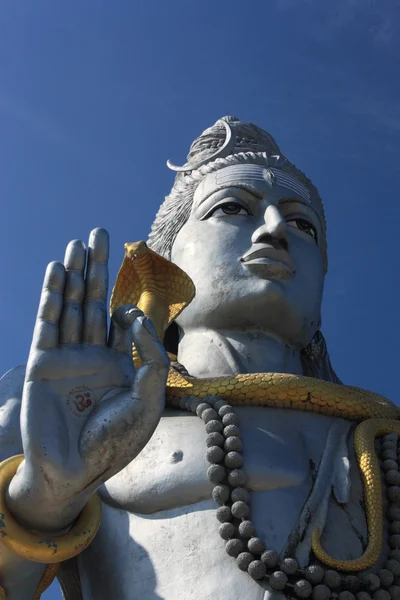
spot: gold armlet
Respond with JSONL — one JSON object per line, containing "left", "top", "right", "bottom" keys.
{"left": 0, "top": 454, "right": 101, "bottom": 564}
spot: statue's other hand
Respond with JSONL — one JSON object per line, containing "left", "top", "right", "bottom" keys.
{"left": 8, "top": 228, "right": 169, "bottom": 531}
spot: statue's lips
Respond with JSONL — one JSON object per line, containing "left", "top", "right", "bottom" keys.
{"left": 240, "top": 244, "right": 296, "bottom": 277}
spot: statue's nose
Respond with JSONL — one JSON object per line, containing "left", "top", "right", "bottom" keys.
{"left": 251, "top": 204, "right": 289, "bottom": 249}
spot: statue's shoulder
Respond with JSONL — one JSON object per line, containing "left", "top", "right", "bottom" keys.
{"left": 0, "top": 365, "right": 25, "bottom": 459}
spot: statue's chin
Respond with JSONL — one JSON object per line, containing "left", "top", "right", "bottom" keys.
{"left": 242, "top": 258, "right": 295, "bottom": 281}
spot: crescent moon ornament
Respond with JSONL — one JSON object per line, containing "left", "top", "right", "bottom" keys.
{"left": 166, "top": 118, "right": 236, "bottom": 172}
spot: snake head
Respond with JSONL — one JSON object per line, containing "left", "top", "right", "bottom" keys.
{"left": 124, "top": 241, "right": 148, "bottom": 261}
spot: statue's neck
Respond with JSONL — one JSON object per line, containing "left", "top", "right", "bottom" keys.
{"left": 177, "top": 328, "right": 303, "bottom": 378}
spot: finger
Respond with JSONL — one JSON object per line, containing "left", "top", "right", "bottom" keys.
{"left": 83, "top": 228, "right": 109, "bottom": 346}
{"left": 132, "top": 316, "right": 170, "bottom": 369}
{"left": 109, "top": 305, "right": 143, "bottom": 355}
{"left": 31, "top": 261, "right": 66, "bottom": 351}
{"left": 59, "top": 239, "right": 86, "bottom": 344}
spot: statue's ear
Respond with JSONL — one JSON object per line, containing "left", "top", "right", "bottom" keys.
{"left": 163, "top": 322, "right": 179, "bottom": 356}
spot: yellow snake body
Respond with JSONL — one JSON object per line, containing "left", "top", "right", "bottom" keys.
{"left": 167, "top": 369, "right": 398, "bottom": 421}
{"left": 110, "top": 242, "right": 400, "bottom": 573}
{"left": 312, "top": 418, "right": 400, "bottom": 571}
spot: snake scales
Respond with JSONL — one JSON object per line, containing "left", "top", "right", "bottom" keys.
{"left": 110, "top": 241, "right": 400, "bottom": 573}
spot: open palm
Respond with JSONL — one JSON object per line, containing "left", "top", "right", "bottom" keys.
{"left": 11, "top": 229, "right": 169, "bottom": 531}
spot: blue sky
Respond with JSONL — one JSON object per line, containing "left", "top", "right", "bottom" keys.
{"left": 0, "top": 1, "right": 399, "bottom": 597}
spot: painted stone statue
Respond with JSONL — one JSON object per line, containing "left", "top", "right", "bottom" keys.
{"left": 0, "top": 116, "right": 400, "bottom": 600}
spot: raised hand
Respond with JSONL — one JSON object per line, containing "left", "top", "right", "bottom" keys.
{"left": 8, "top": 228, "right": 169, "bottom": 531}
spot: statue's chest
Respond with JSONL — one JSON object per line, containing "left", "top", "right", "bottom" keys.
{"left": 100, "top": 407, "right": 319, "bottom": 514}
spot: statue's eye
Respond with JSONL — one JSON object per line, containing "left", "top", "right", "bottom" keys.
{"left": 211, "top": 202, "right": 250, "bottom": 216}
{"left": 287, "top": 218, "right": 317, "bottom": 243}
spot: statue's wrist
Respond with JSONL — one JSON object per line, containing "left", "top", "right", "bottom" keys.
{"left": 6, "top": 464, "right": 86, "bottom": 533}
{"left": 0, "top": 455, "right": 101, "bottom": 564}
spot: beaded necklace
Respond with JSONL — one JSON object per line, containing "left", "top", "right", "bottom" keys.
{"left": 170, "top": 393, "right": 400, "bottom": 600}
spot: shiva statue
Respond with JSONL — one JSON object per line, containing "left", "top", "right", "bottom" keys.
{"left": 0, "top": 116, "right": 400, "bottom": 600}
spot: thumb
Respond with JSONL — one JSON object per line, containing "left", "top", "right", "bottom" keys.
{"left": 132, "top": 316, "right": 170, "bottom": 369}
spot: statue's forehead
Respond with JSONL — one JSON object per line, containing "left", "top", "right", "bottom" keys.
{"left": 194, "top": 164, "right": 312, "bottom": 205}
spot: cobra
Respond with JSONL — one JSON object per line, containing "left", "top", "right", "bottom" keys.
{"left": 110, "top": 241, "right": 400, "bottom": 573}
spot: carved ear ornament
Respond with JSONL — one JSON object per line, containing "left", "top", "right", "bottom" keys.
{"left": 303, "top": 330, "right": 325, "bottom": 360}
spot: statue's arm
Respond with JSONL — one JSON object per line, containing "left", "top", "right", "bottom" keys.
{"left": 0, "top": 366, "right": 49, "bottom": 600}
{"left": 0, "top": 228, "right": 168, "bottom": 599}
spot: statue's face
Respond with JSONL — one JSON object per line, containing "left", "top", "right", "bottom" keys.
{"left": 171, "top": 164, "right": 325, "bottom": 347}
